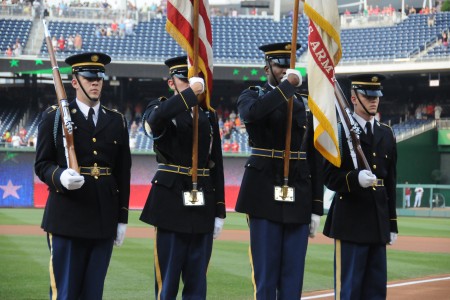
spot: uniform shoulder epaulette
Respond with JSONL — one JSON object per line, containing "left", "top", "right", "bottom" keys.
{"left": 102, "top": 105, "right": 124, "bottom": 116}
{"left": 46, "top": 105, "right": 59, "bottom": 114}
{"left": 378, "top": 121, "right": 395, "bottom": 137}
{"left": 102, "top": 105, "right": 126, "bottom": 128}
{"left": 379, "top": 122, "right": 391, "bottom": 129}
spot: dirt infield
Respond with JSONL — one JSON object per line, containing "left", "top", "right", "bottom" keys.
{"left": 3, "top": 225, "right": 449, "bottom": 254}
{"left": 1, "top": 225, "right": 449, "bottom": 298}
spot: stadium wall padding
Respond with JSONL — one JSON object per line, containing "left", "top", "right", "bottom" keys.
{"left": 0, "top": 151, "right": 246, "bottom": 210}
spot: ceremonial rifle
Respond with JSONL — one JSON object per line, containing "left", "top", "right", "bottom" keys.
{"left": 43, "top": 20, "right": 79, "bottom": 170}
{"left": 333, "top": 80, "right": 371, "bottom": 171}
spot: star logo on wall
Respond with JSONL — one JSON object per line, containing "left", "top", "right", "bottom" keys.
{"left": 233, "top": 69, "right": 239, "bottom": 75}
{"left": 35, "top": 59, "right": 44, "bottom": 65}
{"left": 250, "top": 69, "right": 258, "bottom": 76}
{"left": 2, "top": 152, "right": 19, "bottom": 163}
{"left": 10, "top": 59, "right": 19, "bottom": 67}
{"left": 0, "top": 180, "right": 22, "bottom": 199}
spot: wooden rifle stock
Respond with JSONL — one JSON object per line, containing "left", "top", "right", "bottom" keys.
{"left": 43, "top": 20, "right": 79, "bottom": 171}
{"left": 333, "top": 80, "right": 371, "bottom": 171}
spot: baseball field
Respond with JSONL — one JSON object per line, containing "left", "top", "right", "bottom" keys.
{"left": 0, "top": 208, "right": 449, "bottom": 299}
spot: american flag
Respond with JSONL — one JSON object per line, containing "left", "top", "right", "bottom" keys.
{"left": 166, "top": 0, "right": 214, "bottom": 110}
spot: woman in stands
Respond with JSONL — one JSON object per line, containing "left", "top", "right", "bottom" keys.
{"left": 5, "top": 45, "right": 13, "bottom": 57}
{"left": 441, "top": 31, "right": 448, "bottom": 47}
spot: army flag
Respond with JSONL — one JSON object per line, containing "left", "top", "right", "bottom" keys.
{"left": 304, "top": 0, "right": 342, "bottom": 167}
{"left": 166, "top": 0, "right": 214, "bottom": 110}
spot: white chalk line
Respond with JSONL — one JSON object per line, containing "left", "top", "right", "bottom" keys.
{"left": 301, "top": 276, "right": 450, "bottom": 299}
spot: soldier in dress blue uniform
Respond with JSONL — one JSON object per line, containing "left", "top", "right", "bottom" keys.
{"left": 235, "top": 42, "right": 324, "bottom": 299}
{"left": 323, "top": 74, "right": 398, "bottom": 299}
{"left": 35, "top": 52, "right": 131, "bottom": 300}
{"left": 139, "top": 56, "right": 225, "bottom": 300}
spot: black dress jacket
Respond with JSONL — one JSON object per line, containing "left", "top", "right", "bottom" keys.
{"left": 323, "top": 120, "right": 398, "bottom": 244}
{"left": 235, "top": 81, "right": 324, "bottom": 224}
{"left": 35, "top": 101, "right": 131, "bottom": 239}
{"left": 139, "top": 88, "right": 225, "bottom": 234}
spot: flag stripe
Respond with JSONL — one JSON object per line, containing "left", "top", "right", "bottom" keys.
{"left": 166, "top": 0, "right": 214, "bottom": 110}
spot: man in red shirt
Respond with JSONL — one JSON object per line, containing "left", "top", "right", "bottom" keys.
{"left": 404, "top": 182, "right": 411, "bottom": 208}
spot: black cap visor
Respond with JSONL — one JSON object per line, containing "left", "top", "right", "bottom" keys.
{"left": 355, "top": 88, "right": 383, "bottom": 97}
{"left": 171, "top": 70, "right": 188, "bottom": 79}
{"left": 77, "top": 71, "right": 106, "bottom": 79}
{"left": 267, "top": 56, "right": 291, "bottom": 68}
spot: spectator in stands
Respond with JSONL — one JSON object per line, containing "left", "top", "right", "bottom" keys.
{"left": 57, "top": 35, "right": 65, "bottom": 51}
{"left": 323, "top": 74, "right": 398, "bottom": 299}
{"left": 415, "top": 104, "right": 423, "bottom": 119}
{"left": 139, "top": 55, "right": 225, "bottom": 299}
{"left": 414, "top": 186, "right": 424, "bottom": 207}
{"left": 5, "top": 45, "right": 13, "bottom": 57}
{"left": 427, "top": 12, "right": 436, "bottom": 27}
{"left": 440, "top": 31, "right": 448, "bottom": 47}
{"left": 51, "top": 36, "right": 58, "bottom": 51}
{"left": 118, "top": 19, "right": 126, "bottom": 38}
{"left": 67, "top": 35, "right": 74, "bottom": 50}
{"left": 95, "top": 25, "right": 103, "bottom": 38}
{"left": 35, "top": 52, "right": 131, "bottom": 300}
{"left": 111, "top": 19, "right": 118, "bottom": 36}
{"left": 43, "top": 8, "right": 50, "bottom": 18}
{"left": 409, "top": 6, "right": 417, "bottom": 14}
{"left": 404, "top": 182, "right": 411, "bottom": 208}
{"left": 74, "top": 33, "right": 82, "bottom": 50}
{"left": 124, "top": 17, "right": 134, "bottom": 35}
{"left": 235, "top": 42, "right": 323, "bottom": 298}
{"left": 13, "top": 38, "right": 22, "bottom": 56}
{"left": 2, "top": 129, "right": 12, "bottom": 144}
{"left": 129, "top": 119, "right": 137, "bottom": 136}
{"left": 435, "top": 103, "right": 443, "bottom": 119}
{"left": 28, "top": 135, "right": 36, "bottom": 147}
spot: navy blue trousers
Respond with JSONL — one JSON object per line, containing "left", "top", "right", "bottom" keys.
{"left": 334, "top": 240, "right": 387, "bottom": 300}
{"left": 47, "top": 233, "right": 114, "bottom": 300}
{"left": 248, "top": 217, "right": 309, "bottom": 300}
{"left": 154, "top": 228, "right": 213, "bottom": 300}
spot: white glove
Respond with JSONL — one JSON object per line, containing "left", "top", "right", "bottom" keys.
{"left": 189, "top": 76, "right": 205, "bottom": 94}
{"left": 114, "top": 223, "right": 127, "bottom": 247}
{"left": 358, "top": 170, "right": 377, "bottom": 188}
{"left": 309, "top": 213, "right": 321, "bottom": 238}
{"left": 281, "top": 68, "right": 302, "bottom": 87}
{"left": 388, "top": 232, "right": 398, "bottom": 245}
{"left": 60, "top": 168, "right": 85, "bottom": 190}
{"left": 213, "top": 217, "right": 224, "bottom": 239}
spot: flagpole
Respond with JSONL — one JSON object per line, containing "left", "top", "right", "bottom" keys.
{"left": 191, "top": 0, "right": 200, "bottom": 200}
{"left": 281, "top": 0, "right": 299, "bottom": 199}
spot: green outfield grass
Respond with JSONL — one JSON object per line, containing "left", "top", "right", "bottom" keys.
{"left": 0, "top": 209, "right": 449, "bottom": 299}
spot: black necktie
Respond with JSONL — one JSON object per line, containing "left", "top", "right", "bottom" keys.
{"left": 366, "top": 122, "right": 373, "bottom": 143}
{"left": 88, "top": 108, "right": 95, "bottom": 131}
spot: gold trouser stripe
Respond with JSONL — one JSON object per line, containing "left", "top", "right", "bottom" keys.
{"left": 246, "top": 215, "right": 257, "bottom": 300}
{"left": 249, "top": 244, "right": 257, "bottom": 300}
{"left": 49, "top": 233, "right": 58, "bottom": 300}
{"left": 154, "top": 228, "right": 163, "bottom": 300}
{"left": 336, "top": 239, "right": 341, "bottom": 300}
